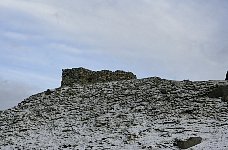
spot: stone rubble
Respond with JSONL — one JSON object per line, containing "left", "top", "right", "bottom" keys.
{"left": 0, "top": 76, "right": 228, "bottom": 149}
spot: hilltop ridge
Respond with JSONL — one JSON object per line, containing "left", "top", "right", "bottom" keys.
{"left": 0, "top": 69, "right": 228, "bottom": 149}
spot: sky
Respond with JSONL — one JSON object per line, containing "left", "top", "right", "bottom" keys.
{"left": 0, "top": 0, "right": 228, "bottom": 110}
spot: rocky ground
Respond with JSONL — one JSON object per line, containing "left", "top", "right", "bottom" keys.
{"left": 0, "top": 77, "right": 228, "bottom": 149}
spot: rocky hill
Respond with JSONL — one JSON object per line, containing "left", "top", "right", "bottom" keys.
{"left": 1, "top": 68, "right": 228, "bottom": 149}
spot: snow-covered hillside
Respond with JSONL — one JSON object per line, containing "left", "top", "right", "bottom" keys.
{"left": 0, "top": 77, "right": 228, "bottom": 149}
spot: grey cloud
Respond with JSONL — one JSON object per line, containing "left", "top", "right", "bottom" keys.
{"left": 0, "top": 0, "right": 228, "bottom": 81}
{"left": 0, "top": 79, "right": 36, "bottom": 110}
{"left": 0, "top": 70, "right": 60, "bottom": 110}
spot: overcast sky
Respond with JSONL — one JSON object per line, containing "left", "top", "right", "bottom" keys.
{"left": 1, "top": 0, "right": 228, "bottom": 110}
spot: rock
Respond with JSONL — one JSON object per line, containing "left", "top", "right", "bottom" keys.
{"left": 45, "top": 89, "right": 52, "bottom": 95}
{"left": 181, "top": 109, "right": 195, "bottom": 114}
{"left": 174, "top": 137, "right": 202, "bottom": 149}
{"left": 222, "top": 93, "right": 228, "bottom": 102}
{"left": 208, "top": 86, "right": 224, "bottom": 98}
{"left": 208, "top": 85, "right": 228, "bottom": 102}
{"left": 226, "top": 71, "right": 228, "bottom": 80}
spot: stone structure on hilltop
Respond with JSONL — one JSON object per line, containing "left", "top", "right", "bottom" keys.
{"left": 61, "top": 67, "right": 137, "bottom": 86}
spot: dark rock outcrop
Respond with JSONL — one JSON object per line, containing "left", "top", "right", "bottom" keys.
{"left": 61, "top": 67, "right": 137, "bottom": 86}
{"left": 44, "top": 89, "right": 52, "bottom": 95}
{"left": 207, "top": 85, "right": 228, "bottom": 102}
{"left": 174, "top": 137, "right": 202, "bottom": 149}
{"left": 226, "top": 71, "right": 228, "bottom": 80}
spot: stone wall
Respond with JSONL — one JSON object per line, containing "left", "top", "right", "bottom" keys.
{"left": 61, "top": 67, "right": 137, "bottom": 86}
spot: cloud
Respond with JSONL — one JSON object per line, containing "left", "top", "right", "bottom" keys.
{"left": 1, "top": 0, "right": 227, "bottom": 77}
{"left": 0, "top": 78, "right": 36, "bottom": 110}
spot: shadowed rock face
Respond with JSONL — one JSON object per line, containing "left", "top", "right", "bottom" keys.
{"left": 226, "top": 71, "right": 228, "bottom": 80}
{"left": 208, "top": 85, "right": 228, "bottom": 102}
{"left": 174, "top": 137, "right": 202, "bottom": 149}
{"left": 61, "top": 67, "right": 137, "bottom": 86}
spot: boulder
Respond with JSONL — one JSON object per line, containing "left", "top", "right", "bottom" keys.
{"left": 208, "top": 85, "right": 228, "bottom": 102}
{"left": 45, "top": 89, "right": 52, "bottom": 95}
{"left": 226, "top": 71, "right": 228, "bottom": 80}
{"left": 174, "top": 137, "right": 202, "bottom": 149}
